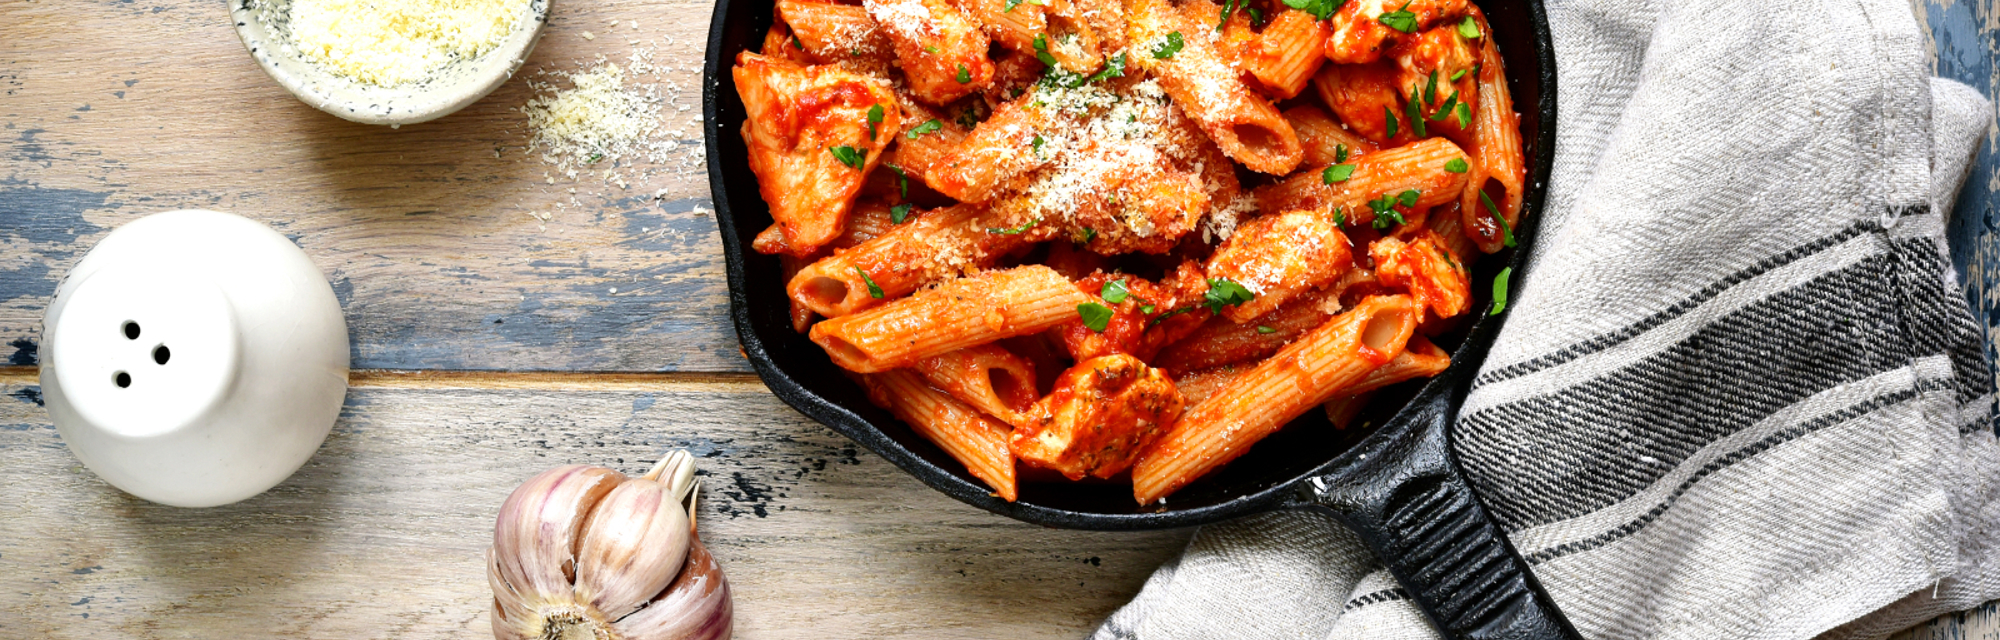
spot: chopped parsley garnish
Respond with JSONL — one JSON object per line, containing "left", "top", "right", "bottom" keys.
{"left": 1454, "top": 101, "right": 1472, "bottom": 128}
{"left": 829, "top": 145, "right": 864, "bottom": 169}
{"left": 1077, "top": 302, "right": 1114, "bottom": 332}
{"left": 1102, "top": 279, "right": 1130, "bottom": 304}
{"left": 1335, "top": 144, "right": 1349, "bottom": 163}
{"left": 1490, "top": 266, "right": 1512, "bottom": 315}
{"left": 1480, "top": 189, "right": 1515, "bottom": 247}
{"left": 907, "top": 119, "right": 942, "bottom": 139}
{"left": 1147, "top": 305, "right": 1196, "bottom": 326}
{"left": 866, "top": 104, "right": 884, "bottom": 141}
{"left": 925, "top": 45, "right": 939, "bottom": 53}
{"left": 1322, "top": 164, "right": 1356, "bottom": 184}
{"left": 1333, "top": 207, "right": 1348, "bottom": 226}
{"left": 1384, "top": 106, "right": 1399, "bottom": 138}
{"left": 1397, "top": 189, "right": 1421, "bottom": 207}
{"left": 1444, "top": 158, "right": 1468, "bottom": 173}
{"left": 1376, "top": 208, "right": 1408, "bottom": 230}
{"left": 1203, "top": 278, "right": 1255, "bottom": 314}
{"left": 955, "top": 107, "right": 982, "bottom": 129}
{"left": 886, "top": 163, "right": 910, "bottom": 198}
{"left": 1458, "top": 16, "right": 1480, "bottom": 39}
{"left": 1256, "top": 325, "right": 1276, "bottom": 334}
{"left": 1080, "top": 227, "right": 1098, "bottom": 243}
{"left": 1283, "top": 0, "right": 1346, "bottom": 21}
{"left": 890, "top": 203, "right": 913, "bottom": 224}
{"left": 1424, "top": 70, "right": 1438, "bottom": 104}
{"left": 791, "top": 35, "right": 806, "bottom": 50}
{"left": 955, "top": 64, "right": 972, "bottom": 84}
{"left": 1005, "top": 0, "right": 1023, "bottom": 11}
{"left": 1378, "top": 1, "right": 1418, "bottom": 33}
{"left": 587, "top": 153, "right": 605, "bottom": 164}
{"left": 1087, "top": 52, "right": 1127, "bottom": 83}
{"left": 1246, "top": 8, "right": 1263, "bottom": 26}
{"left": 1450, "top": 68, "right": 1468, "bottom": 82}
{"left": 1152, "top": 31, "right": 1185, "bottom": 59}
{"left": 986, "top": 218, "right": 1041, "bottom": 235}
{"left": 1141, "top": 303, "right": 1157, "bottom": 314}
{"left": 1430, "top": 91, "right": 1459, "bottom": 121}
{"left": 1216, "top": 0, "right": 1241, "bottom": 31}
{"left": 855, "top": 267, "right": 884, "bottom": 299}
{"left": 1032, "top": 135, "right": 1046, "bottom": 158}
{"left": 1405, "top": 87, "right": 1427, "bottom": 137}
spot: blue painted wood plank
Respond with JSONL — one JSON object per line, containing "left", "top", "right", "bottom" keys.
{"left": 1928, "top": 1, "right": 2000, "bottom": 400}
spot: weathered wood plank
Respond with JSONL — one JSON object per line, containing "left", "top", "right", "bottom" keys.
{"left": 1925, "top": 0, "right": 2000, "bottom": 395}
{"left": 0, "top": 0, "right": 743, "bottom": 373}
{"left": 0, "top": 382, "right": 1188, "bottom": 638}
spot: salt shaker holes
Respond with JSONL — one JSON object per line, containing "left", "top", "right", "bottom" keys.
{"left": 153, "top": 345, "right": 170, "bottom": 365}
{"left": 123, "top": 321, "right": 140, "bottom": 340}
{"left": 114, "top": 371, "right": 131, "bottom": 388}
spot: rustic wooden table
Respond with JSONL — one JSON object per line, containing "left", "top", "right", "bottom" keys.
{"left": 1, "top": 0, "right": 1996, "bottom": 638}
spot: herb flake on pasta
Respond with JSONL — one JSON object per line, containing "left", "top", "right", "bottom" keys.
{"left": 829, "top": 145, "right": 863, "bottom": 169}
{"left": 855, "top": 267, "right": 885, "bottom": 299}
{"left": 1077, "top": 302, "right": 1114, "bottom": 332}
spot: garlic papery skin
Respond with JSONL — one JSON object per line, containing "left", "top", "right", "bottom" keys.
{"left": 489, "top": 451, "right": 732, "bottom": 640}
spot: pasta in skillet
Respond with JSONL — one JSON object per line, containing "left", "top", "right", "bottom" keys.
{"left": 735, "top": 0, "right": 1526, "bottom": 505}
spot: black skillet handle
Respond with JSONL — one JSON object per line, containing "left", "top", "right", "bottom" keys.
{"left": 1297, "top": 384, "right": 1581, "bottom": 640}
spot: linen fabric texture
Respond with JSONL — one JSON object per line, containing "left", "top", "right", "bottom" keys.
{"left": 1091, "top": 0, "right": 2000, "bottom": 638}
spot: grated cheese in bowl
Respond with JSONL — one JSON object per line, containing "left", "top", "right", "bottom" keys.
{"left": 288, "top": 0, "right": 532, "bottom": 87}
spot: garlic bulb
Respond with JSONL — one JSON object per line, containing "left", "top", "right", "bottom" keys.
{"left": 489, "top": 450, "right": 733, "bottom": 640}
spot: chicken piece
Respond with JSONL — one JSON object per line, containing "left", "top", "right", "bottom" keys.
{"left": 1370, "top": 230, "right": 1470, "bottom": 318}
{"left": 1391, "top": 24, "right": 1480, "bottom": 143}
{"left": 865, "top": 0, "right": 995, "bottom": 104}
{"left": 1313, "top": 61, "right": 1410, "bottom": 146}
{"left": 735, "top": 53, "right": 903, "bottom": 257}
{"left": 1205, "top": 209, "right": 1356, "bottom": 323}
{"left": 1324, "top": 0, "right": 1468, "bottom": 64}
{"left": 1012, "top": 354, "right": 1186, "bottom": 480}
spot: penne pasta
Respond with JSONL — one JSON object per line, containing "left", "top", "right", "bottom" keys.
{"left": 863, "top": 370, "right": 1018, "bottom": 500}
{"left": 911, "top": 343, "right": 1041, "bottom": 426}
{"left": 1127, "top": 0, "right": 1302, "bottom": 175}
{"left": 1133, "top": 294, "right": 1420, "bottom": 504}
{"left": 787, "top": 203, "right": 1024, "bottom": 319}
{"left": 1152, "top": 284, "right": 1344, "bottom": 374}
{"left": 1012, "top": 354, "right": 1184, "bottom": 479}
{"left": 1256, "top": 137, "right": 1471, "bottom": 229}
{"left": 1460, "top": 26, "right": 1526, "bottom": 254}
{"left": 1172, "top": 362, "right": 1254, "bottom": 409}
{"left": 1205, "top": 209, "right": 1355, "bottom": 323}
{"left": 1242, "top": 10, "right": 1328, "bottom": 100}
{"left": 1285, "top": 103, "right": 1380, "bottom": 168}
{"left": 810, "top": 265, "right": 1095, "bottom": 372}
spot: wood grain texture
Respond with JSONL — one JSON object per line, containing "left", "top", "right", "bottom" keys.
{"left": 0, "top": 382, "right": 1189, "bottom": 638}
{"left": 0, "top": 0, "right": 742, "bottom": 373}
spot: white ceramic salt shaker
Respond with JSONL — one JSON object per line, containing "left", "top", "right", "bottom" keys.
{"left": 39, "top": 210, "right": 349, "bottom": 507}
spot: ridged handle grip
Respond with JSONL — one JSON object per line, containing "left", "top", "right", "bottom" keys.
{"left": 1299, "top": 384, "right": 1579, "bottom": 640}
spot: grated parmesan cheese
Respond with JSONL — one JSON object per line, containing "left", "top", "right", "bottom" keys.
{"left": 288, "top": 0, "right": 530, "bottom": 87}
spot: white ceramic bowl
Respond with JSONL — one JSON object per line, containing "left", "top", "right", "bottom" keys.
{"left": 231, "top": 0, "right": 551, "bottom": 126}
{"left": 40, "top": 210, "right": 350, "bottom": 508}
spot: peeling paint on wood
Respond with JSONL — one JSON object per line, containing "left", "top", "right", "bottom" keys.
{"left": 1928, "top": 0, "right": 2000, "bottom": 397}
{"left": 0, "top": 0, "right": 740, "bottom": 373}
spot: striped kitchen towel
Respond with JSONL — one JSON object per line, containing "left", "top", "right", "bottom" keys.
{"left": 1093, "top": 0, "right": 2000, "bottom": 638}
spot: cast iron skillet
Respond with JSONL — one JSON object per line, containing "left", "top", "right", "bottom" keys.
{"left": 703, "top": 3, "right": 1569, "bottom": 637}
